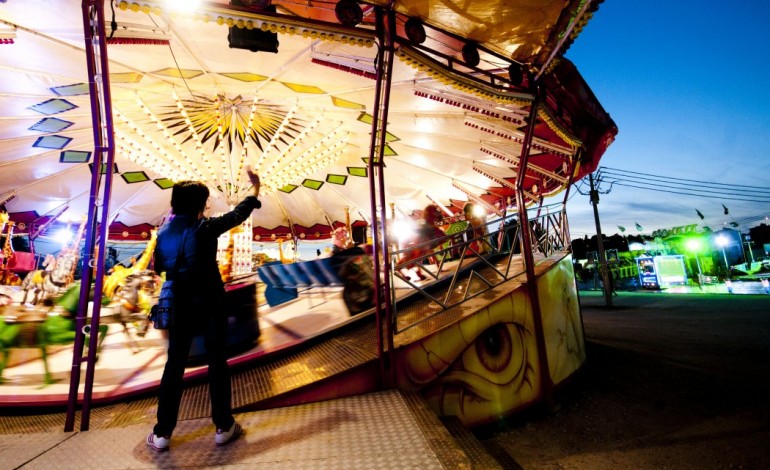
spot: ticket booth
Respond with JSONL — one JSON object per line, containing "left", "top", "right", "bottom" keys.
{"left": 636, "top": 255, "right": 659, "bottom": 289}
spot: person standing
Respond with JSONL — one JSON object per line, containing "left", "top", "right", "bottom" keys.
{"left": 146, "top": 167, "right": 262, "bottom": 452}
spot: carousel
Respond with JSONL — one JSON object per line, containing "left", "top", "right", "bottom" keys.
{"left": 0, "top": 0, "right": 616, "bottom": 430}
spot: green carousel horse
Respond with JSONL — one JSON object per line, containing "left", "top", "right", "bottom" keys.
{"left": 0, "top": 283, "right": 109, "bottom": 385}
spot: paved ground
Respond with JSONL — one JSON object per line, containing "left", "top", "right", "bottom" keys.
{"left": 480, "top": 290, "right": 770, "bottom": 469}
{"left": 3, "top": 289, "right": 769, "bottom": 469}
{"left": 0, "top": 390, "right": 472, "bottom": 470}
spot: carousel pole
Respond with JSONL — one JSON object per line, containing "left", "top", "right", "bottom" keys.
{"left": 344, "top": 206, "right": 352, "bottom": 237}
{"left": 513, "top": 86, "right": 555, "bottom": 404}
{"left": 367, "top": 5, "right": 398, "bottom": 387}
{"left": 561, "top": 150, "right": 580, "bottom": 247}
{"left": 65, "top": 0, "right": 116, "bottom": 431}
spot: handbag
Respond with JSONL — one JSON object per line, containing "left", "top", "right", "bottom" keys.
{"left": 149, "top": 228, "right": 188, "bottom": 329}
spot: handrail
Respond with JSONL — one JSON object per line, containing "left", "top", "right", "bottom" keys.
{"left": 390, "top": 209, "right": 570, "bottom": 334}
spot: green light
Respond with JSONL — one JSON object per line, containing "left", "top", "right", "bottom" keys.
{"left": 686, "top": 238, "right": 702, "bottom": 251}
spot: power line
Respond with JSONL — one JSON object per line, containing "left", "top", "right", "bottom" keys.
{"left": 597, "top": 169, "right": 770, "bottom": 198}
{"left": 598, "top": 171, "right": 770, "bottom": 198}
{"left": 606, "top": 181, "right": 770, "bottom": 204}
{"left": 600, "top": 166, "right": 770, "bottom": 191}
{"left": 589, "top": 166, "right": 770, "bottom": 202}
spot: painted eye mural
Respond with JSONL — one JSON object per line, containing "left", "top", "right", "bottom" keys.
{"left": 398, "top": 287, "right": 541, "bottom": 427}
{"left": 396, "top": 256, "right": 585, "bottom": 427}
{"left": 538, "top": 255, "right": 586, "bottom": 385}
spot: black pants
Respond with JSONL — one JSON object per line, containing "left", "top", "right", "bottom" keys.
{"left": 153, "top": 300, "right": 234, "bottom": 437}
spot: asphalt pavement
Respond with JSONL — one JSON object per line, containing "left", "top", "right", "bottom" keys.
{"left": 480, "top": 290, "right": 770, "bottom": 469}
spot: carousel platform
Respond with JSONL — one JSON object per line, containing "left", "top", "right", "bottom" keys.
{"left": 0, "top": 256, "right": 492, "bottom": 408}
{"left": 0, "top": 250, "right": 574, "bottom": 445}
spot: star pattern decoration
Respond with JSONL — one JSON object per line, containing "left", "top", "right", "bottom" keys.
{"left": 161, "top": 94, "right": 305, "bottom": 153}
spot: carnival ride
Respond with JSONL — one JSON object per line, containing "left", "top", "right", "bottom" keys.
{"left": 0, "top": 0, "right": 616, "bottom": 431}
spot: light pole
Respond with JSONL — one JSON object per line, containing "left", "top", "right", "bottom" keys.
{"left": 744, "top": 233, "right": 755, "bottom": 269}
{"left": 686, "top": 238, "right": 703, "bottom": 289}
{"left": 589, "top": 173, "right": 612, "bottom": 306}
{"left": 716, "top": 234, "right": 730, "bottom": 277}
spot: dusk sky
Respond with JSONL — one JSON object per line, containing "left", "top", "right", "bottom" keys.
{"left": 561, "top": 1, "right": 770, "bottom": 239}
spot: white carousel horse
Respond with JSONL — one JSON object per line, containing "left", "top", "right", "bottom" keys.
{"left": 19, "top": 254, "right": 57, "bottom": 305}
{"left": 19, "top": 250, "right": 77, "bottom": 305}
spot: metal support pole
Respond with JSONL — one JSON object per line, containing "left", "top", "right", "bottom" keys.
{"left": 693, "top": 254, "right": 702, "bottom": 289}
{"left": 589, "top": 173, "right": 612, "bottom": 306}
{"left": 560, "top": 149, "right": 580, "bottom": 246}
{"left": 744, "top": 235, "right": 754, "bottom": 268}
{"left": 513, "top": 89, "right": 554, "bottom": 402}
{"left": 721, "top": 248, "right": 729, "bottom": 274}
{"left": 65, "top": 0, "right": 115, "bottom": 431}
{"left": 367, "top": 6, "right": 397, "bottom": 387}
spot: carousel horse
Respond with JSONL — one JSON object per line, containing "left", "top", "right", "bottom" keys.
{"left": 106, "top": 269, "right": 159, "bottom": 353}
{"left": 102, "top": 229, "right": 157, "bottom": 299}
{"left": 19, "top": 254, "right": 57, "bottom": 305}
{"left": 18, "top": 249, "right": 78, "bottom": 306}
{"left": 0, "top": 309, "right": 108, "bottom": 385}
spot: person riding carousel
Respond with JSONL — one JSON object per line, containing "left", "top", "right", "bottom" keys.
{"left": 397, "top": 204, "right": 446, "bottom": 281}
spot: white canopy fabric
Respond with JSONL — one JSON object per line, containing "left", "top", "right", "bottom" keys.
{"left": 0, "top": 0, "right": 616, "bottom": 243}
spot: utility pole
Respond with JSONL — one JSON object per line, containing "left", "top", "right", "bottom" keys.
{"left": 589, "top": 173, "right": 613, "bottom": 306}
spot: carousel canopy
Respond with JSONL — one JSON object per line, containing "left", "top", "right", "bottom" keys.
{"left": 0, "top": 0, "right": 616, "bottom": 243}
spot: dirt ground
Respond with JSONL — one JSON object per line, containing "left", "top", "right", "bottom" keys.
{"left": 478, "top": 291, "right": 770, "bottom": 470}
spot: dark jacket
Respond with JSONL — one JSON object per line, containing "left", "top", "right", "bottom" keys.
{"left": 154, "top": 195, "right": 261, "bottom": 305}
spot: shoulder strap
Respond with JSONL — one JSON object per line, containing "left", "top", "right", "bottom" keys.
{"left": 171, "top": 227, "right": 189, "bottom": 277}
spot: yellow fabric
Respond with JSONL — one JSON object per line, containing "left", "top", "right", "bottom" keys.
{"left": 371, "top": 0, "right": 567, "bottom": 62}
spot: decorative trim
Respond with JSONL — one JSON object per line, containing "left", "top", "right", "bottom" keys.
{"left": 117, "top": 1, "right": 376, "bottom": 48}
{"left": 396, "top": 47, "right": 532, "bottom": 108}
{"left": 537, "top": 106, "right": 582, "bottom": 148}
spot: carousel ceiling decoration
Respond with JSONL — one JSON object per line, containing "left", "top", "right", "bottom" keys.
{"left": 0, "top": 0, "right": 615, "bottom": 242}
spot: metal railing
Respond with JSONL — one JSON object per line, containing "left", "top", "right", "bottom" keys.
{"left": 390, "top": 209, "right": 570, "bottom": 334}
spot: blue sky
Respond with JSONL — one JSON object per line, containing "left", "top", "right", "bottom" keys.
{"left": 562, "top": 1, "right": 770, "bottom": 238}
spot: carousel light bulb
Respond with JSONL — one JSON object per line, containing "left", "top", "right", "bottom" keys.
{"left": 54, "top": 228, "right": 73, "bottom": 245}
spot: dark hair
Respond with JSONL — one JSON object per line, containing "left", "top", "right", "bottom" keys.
{"left": 170, "top": 181, "right": 209, "bottom": 216}
{"left": 423, "top": 204, "right": 442, "bottom": 225}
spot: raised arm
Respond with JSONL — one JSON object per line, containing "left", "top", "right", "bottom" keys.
{"left": 246, "top": 165, "right": 260, "bottom": 198}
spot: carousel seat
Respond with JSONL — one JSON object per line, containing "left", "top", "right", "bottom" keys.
{"left": 257, "top": 261, "right": 298, "bottom": 307}
{"left": 257, "top": 258, "right": 347, "bottom": 308}
{"left": 283, "top": 262, "right": 311, "bottom": 287}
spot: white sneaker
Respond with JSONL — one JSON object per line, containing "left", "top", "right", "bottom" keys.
{"left": 146, "top": 432, "right": 170, "bottom": 452}
{"left": 215, "top": 422, "right": 242, "bottom": 446}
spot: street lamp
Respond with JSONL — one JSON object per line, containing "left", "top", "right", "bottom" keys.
{"left": 716, "top": 234, "right": 730, "bottom": 275}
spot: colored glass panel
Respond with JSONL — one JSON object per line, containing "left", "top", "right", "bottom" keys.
{"left": 154, "top": 178, "right": 174, "bottom": 189}
{"left": 302, "top": 179, "right": 323, "bottom": 190}
{"left": 121, "top": 171, "right": 150, "bottom": 184}
{"left": 51, "top": 83, "right": 89, "bottom": 96}
{"left": 33, "top": 135, "right": 71, "bottom": 149}
{"left": 29, "top": 99, "right": 77, "bottom": 115}
{"left": 30, "top": 118, "right": 73, "bottom": 133}
{"left": 60, "top": 150, "right": 91, "bottom": 163}
{"left": 326, "top": 174, "right": 347, "bottom": 185}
